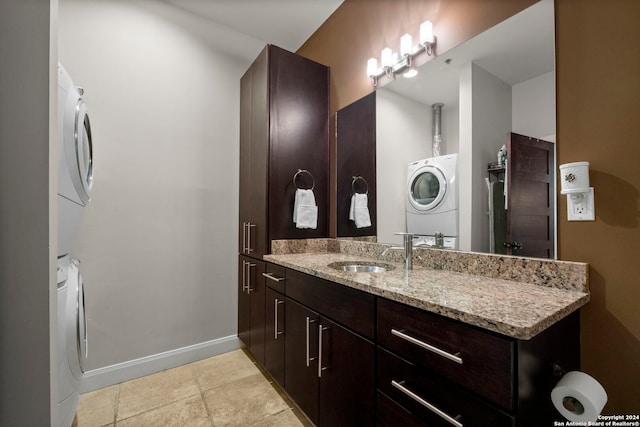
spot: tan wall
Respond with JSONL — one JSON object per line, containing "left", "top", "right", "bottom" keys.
{"left": 298, "top": 0, "right": 640, "bottom": 413}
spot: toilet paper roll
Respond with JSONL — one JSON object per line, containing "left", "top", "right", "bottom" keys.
{"left": 551, "top": 371, "right": 608, "bottom": 422}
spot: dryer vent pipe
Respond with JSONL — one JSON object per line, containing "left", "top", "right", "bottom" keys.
{"left": 432, "top": 103, "right": 444, "bottom": 157}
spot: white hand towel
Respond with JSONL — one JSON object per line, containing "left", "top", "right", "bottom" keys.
{"left": 293, "top": 189, "right": 318, "bottom": 229}
{"left": 350, "top": 193, "right": 371, "bottom": 228}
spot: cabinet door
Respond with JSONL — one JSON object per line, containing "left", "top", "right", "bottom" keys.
{"left": 318, "top": 316, "right": 375, "bottom": 427}
{"left": 284, "top": 297, "right": 319, "bottom": 425}
{"left": 268, "top": 45, "right": 329, "bottom": 242}
{"left": 237, "top": 256, "right": 251, "bottom": 347}
{"left": 248, "top": 260, "right": 266, "bottom": 366}
{"left": 264, "top": 287, "right": 285, "bottom": 386}
{"left": 239, "top": 46, "right": 269, "bottom": 257}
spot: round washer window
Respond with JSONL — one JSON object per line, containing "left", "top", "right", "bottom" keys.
{"left": 408, "top": 166, "right": 446, "bottom": 211}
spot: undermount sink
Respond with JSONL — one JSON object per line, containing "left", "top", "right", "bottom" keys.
{"left": 328, "top": 261, "right": 395, "bottom": 273}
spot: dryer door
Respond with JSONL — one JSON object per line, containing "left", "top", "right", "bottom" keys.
{"left": 65, "top": 98, "right": 93, "bottom": 206}
{"left": 408, "top": 165, "right": 447, "bottom": 212}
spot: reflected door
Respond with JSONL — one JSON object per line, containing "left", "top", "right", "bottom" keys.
{"left": 506, "top": 132, "right": 555, "bottom": 258}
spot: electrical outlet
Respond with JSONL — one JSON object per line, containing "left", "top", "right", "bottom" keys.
{"left": 567, "top": 188, "right": 595, "bottom": 221}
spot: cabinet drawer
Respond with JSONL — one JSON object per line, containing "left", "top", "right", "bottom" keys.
{"left": 377, "top": 348, "right": 515, "bottom": 427}
{"left": 263, "top": 263, "right": 286, "bottom": 293}
{"left": 377, "top": 298, "right": 514, "bottom": 410}
{"left": 377, "top": 391, "right": 426, "bottom": 427}
{"left": 286, "top": 269, "right": 375, "bottom": 339}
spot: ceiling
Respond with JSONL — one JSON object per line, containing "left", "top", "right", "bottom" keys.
{"left": 384, "top": 0, "right": 555, "bottom": 108}
{"left": 162, "top": 0, "right": 344, "bottom": 61}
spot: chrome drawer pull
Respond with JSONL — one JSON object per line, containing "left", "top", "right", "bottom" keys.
{"left": 391, "top": 380, "right": 463, "bottom": 427}
{"left": 245, "top": 262, "right": 256, "bottom": 294}
{"left": 274, "top": 299, "right": 285, "bottom": 339}
{"left": 305, "top": 317, "right": 317, "bottom": 367}
{"left": 246, "top": 223, "right": 256, "bottom": 253}
{"left": 262, "top": 272, "right": 286, "bottom": 282}
{"left": 391, "top": 329, "right": 463, "bottom": 364}
{"left": 318, "top": 324, "right": 329, "bottom": 378}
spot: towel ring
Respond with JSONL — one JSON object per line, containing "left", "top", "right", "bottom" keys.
{"left": 352, "top": 176, "right": 369, "bottom": 195}
{"left": 293, "top": 169, "right": 315, "bottom": 190}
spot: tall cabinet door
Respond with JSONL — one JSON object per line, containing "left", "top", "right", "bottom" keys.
{"left": 239, "top": 47, "right": 269, "bottom": 258}
{"left": 318, "top": 316, "right": 375, "bottom": 427}
{"left": 267, "top": 45, "right": 329, "bottom": 243}
{"left": 284, "top": 297, "right": 320, "bottom": 425}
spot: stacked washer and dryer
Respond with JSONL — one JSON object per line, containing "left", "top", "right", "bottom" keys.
{"left": 406, "top": 103, "right": 459, "bottom": 249}
{"left": 56, "top": 64, "right": 93, "bottom": 427}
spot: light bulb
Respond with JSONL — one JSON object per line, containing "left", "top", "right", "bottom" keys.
{"left": 367, "top": 57, "right": 378, "bottom": 77}
{"left": 381, "top": 47, "right": 393, "bottom": 68}
{"left": 420, "top": 20, "right": 434, "bottom": 45}
{"left": 400, "top": 33, "right": 413, "bottom": 56}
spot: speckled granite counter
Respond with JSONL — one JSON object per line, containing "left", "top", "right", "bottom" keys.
{"left": 265, "top": 239, "right": 590, "bottom": 340}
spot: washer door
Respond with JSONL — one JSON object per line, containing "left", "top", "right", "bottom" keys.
{"left": 65, "top": 98, "right": 93, "bottom": 206}
{"left": 408, "top": 165, "right": 447, "bottom": 211}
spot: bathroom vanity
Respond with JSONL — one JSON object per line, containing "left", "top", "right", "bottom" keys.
{"left": 238, "top": 239, "right": 589, "bottom": 426}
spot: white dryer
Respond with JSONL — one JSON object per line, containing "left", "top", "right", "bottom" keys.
{"left": 407, "top": 154, "right": 458, "bottom": 248}
{"left": 58, "top": 65, "right": 93, "bottom": 257}
{"left": 56, "top": 256, "right": 88, "bottom": 427}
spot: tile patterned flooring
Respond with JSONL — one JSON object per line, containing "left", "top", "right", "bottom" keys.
{"left": 74, "top": 349, "right": 312, "bottom": 427}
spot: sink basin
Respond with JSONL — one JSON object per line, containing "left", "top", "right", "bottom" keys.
{"left": 328, "top": 261, "right": 395, "bottom": 273}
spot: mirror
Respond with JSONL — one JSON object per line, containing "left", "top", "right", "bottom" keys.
{"left": 371, "top": 0, "right": 556, "bottom": 257}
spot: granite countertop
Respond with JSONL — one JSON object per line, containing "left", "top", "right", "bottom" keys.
{"left": 264, "top": 239, "right": 590, "bottom": 340}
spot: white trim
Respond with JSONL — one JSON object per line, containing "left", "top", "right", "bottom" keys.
{"left": 79, "top": 335, "right": 242, "bottom": 393}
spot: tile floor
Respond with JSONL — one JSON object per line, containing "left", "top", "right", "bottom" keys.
{"left": 73, "top": 349, "right": 312, "bottom": 427}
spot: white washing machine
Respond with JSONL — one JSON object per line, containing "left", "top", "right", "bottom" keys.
{"left": 407, "top": 154, "right": 458, "bottom": 248}
{"left": 56, "top": 256, "right": 88, "bottom": 427}
{"left": 58, "top": 64, "right": 93, "bottom": 257}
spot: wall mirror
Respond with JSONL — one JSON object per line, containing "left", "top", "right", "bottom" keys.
{"left": 340, "top": 0, "right": 556, "bottom": 258}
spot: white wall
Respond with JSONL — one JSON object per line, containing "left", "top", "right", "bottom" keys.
{"left": 376, "top": 89, "right": 459, "bottom": 245}
{"left": 459, "top": 63, "right": 512, "bottom": 252}
{"left": 59, "top": 0, "right": 245, "bottom": 371}
{"left": 513, "top": 71, "right": 556, "bottom": 141}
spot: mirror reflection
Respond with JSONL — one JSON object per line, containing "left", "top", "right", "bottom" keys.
{"left": 372, "top": 0, "right": 556, "bottom": 258}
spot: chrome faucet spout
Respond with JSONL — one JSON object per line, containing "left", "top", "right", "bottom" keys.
{"left": 382, "top": 232, "right": 415, "bottom": 270}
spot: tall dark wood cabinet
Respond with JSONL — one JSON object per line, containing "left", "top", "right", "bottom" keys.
{"left": 239, "top": 45, "right": 329, "bottom": 259}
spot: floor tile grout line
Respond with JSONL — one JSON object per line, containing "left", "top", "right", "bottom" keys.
{"left": 113, "top": 383, "right": 120, "bottom": 426}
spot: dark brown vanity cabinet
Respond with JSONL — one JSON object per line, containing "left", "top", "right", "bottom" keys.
{"left": 376, "top": 298, "right": 580, "bottom": 427}
{"left": 239, "top": 45, "right": 329, "bottom": 259}
{"left": 259, "top": 267, "right": 376, "bottom": 426}
{"left": 237, "top": 255, "right": 266, "bottom": 366}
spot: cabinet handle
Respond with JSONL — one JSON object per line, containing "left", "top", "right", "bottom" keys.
{"left": 391, "top": 380, "right": 463, "bottom": 427}
{"left": 245, "top": 261, "right": 256, "bottom": 294}
{"left": 318, "top": 324, "right": 329, "bottom": 378}
{"left": 274, "top": 299, "right": 285, "bottom": 339}
{"left": 245, "top": 223, "right": 256, "bottom": 253}
{"left": 305, "top": 316, "right": 317, "bottom": 367}
{"left": 241, "top": 260, "right": 248, "bottom": 292}
{"left": 262, "top": 272, "right": 286, "bottom": 282}
{"left": 391, "top": 329, "right": 463, "bottom": 365}
{"left": 242, "top": 222, "right": 248, "bottom": 253}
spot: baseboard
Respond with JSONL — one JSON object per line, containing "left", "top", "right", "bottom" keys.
{"left": 79, "top": 335, "right": 242, "bottom": 393}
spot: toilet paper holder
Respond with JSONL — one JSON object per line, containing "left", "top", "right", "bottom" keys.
{"left": 553, "top": 362, "right": 586, "bottom": 415}
{"left": 551, "top": 361, "right": 608, "bottom": 422}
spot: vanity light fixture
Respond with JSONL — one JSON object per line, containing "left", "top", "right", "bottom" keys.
{"left": 366, "top": 19, "right": 437, "bottom": 87}
{"left": 559, "top": 161, "right": 595, "bottom": 221}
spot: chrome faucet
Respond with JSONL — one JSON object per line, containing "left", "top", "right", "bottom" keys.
{"left": 381, "top": 232, "right": 414, "bottom": 270}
